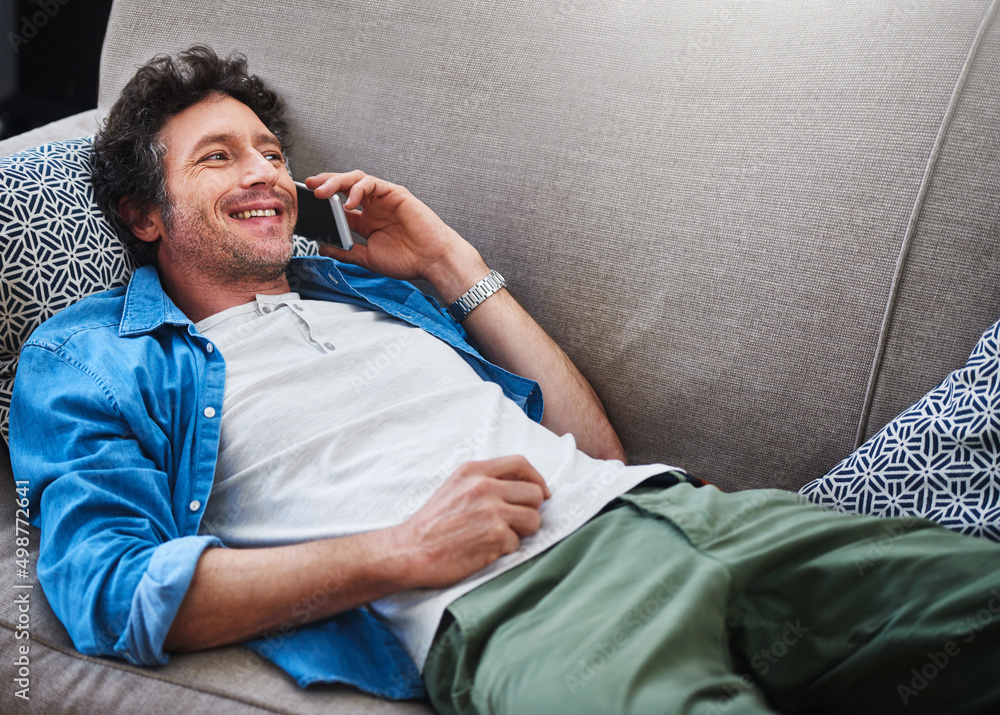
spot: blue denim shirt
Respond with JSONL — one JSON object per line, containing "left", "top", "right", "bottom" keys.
{"left": 9, "top": 256, "right": 543, "bottom": 699}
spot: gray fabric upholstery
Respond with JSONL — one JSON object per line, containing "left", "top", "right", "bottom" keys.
{"left": 3, "top": 0, "right": 998, "bottom": 712}
{"left": 0, "top": 110, "right": 103, "bottom": 156}
{"left": 97, "top": 0, "right": 1000, "bottom": 491}
{"left": 862, "top": 3, "right": 1000, "bottom": 441}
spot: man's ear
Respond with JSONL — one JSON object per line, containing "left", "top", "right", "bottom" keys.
{"left": 118, "top": 196, "right": 165, "bottom": 243}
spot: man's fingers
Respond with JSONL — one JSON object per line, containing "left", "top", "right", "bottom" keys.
{"left": 342, "top": 207, "right": 364, "bottom": 233}
{"left": 498, "top": 478, "right": 548, "bottom": 510}
{"left": 319, "top": 241, "right": 369, "bottom": 267}
{"left": 403, "top": 456, "right": 552, "bottom": 587}
{"left": 466, "top": 455, "right": 551, "bottom": 499}
{"left": 344, "top": 175, "right": 379, "bottom": 210}
{"left": 304, "top": 170, "right": 369, "bottom": 204}
{"left": 501, "top": 501, "right": 544, "bottom": 538}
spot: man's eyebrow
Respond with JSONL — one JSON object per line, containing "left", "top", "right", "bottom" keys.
{"left": 188, "top": 131, "right": 282, "bottom": 154}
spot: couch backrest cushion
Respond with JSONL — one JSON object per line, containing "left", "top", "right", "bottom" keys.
{"left": 95, "top": 0, "right": 1000, "bottom": 491}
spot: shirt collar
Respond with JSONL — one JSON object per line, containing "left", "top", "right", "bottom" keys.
{"left": 117, "top": 258, "right": 338, "bottom": 338}
{"left": 117, "top": 256, "right": 407, "bottom": 338}
{"left": 119, "top": 265, "right": 192, "bottom": 337}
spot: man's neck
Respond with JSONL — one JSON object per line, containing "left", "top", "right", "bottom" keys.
{"left": 156, "top": 263, "right": 294, "bottom": 324}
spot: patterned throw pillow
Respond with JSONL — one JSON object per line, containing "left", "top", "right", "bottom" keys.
{"left": 0, "top": 136, "right": 318, "bottom": 444}
{"left": 799, "top": 320, "right": 1000, "bottom": 541}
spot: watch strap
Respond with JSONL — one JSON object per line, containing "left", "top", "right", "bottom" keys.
{"left": 446, "top": 269, "right": 506, "bottom": 322}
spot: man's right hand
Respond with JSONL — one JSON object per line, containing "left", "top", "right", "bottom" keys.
{"left": 389, "top": 455, "right": 551, "bottom": 589}
{"left": 167, "top": 455, "right": 549, "bottom": 653}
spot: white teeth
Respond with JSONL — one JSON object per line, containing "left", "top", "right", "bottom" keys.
{"left": 232, "top": 208, "right": 278, "bottom": 219}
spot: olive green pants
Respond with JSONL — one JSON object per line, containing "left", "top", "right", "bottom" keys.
{"left": 423, "top": 484, "right": 1000, "bottom": 715}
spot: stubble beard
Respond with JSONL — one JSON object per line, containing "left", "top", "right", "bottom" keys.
{"left": 160, "top": 192, "right": 294, "bottom": 286}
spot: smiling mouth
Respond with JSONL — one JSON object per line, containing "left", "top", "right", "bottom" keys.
{"left": 230, "top": 208, "right": 279, "bottom": 220}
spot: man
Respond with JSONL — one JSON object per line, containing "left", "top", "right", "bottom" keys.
{"left": 10, "top": 47, "right": 999, "bottom": 715}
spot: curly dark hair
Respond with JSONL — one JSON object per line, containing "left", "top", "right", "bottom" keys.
{"left": 91, "top": 45, "right": 290, "bottom": 266}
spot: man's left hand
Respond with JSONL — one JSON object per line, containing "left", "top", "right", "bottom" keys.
{"left": 305, "top": 171, "right": 488, "bottom": 303}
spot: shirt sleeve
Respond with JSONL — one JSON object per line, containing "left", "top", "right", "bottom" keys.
{"left": 10, "top": 342, "right": 220, "bottom": 665}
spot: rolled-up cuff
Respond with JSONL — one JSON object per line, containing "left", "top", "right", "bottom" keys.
{"left": 117, "top": 534, "right": 223, "bottom": 665}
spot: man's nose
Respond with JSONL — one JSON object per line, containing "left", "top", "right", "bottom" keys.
{"left": 239, "top": 151, "right": 280, "bottom": 188}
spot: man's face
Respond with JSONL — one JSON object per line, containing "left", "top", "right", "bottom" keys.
{"left": 151, "top": 93, "right": 297, "bottom": 283}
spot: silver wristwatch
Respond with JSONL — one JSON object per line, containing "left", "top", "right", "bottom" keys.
{"left": 447, "top": 269, "right": 507, "bottom": 322}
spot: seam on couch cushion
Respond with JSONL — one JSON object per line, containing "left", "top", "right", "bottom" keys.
{"left": 854, "top": 0, "right": 1000, "bottom": 449}
{"left": 0, "top": 622, "right": 289, "bottom": 715}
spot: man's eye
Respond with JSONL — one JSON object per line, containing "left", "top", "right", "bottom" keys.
{"left": 265, "top": 151, "right": 283, "bottom": 161}
{"left": 203, "top": 152, "right": 227, "bottom": 161}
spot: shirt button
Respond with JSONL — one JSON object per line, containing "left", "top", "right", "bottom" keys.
{"left": 206, "top": 343, "right": 215, "bottom": 353}
{"left": 324, "top": 342, "right": 335, "bottom": 350}
{"left": 189, "top": 500, "right": 201, "bottom": 512}
{"left": 292, "top": 304, "right": 303, "bottom": 311}
{"left": 204, "top": 406, "right": 217, "bottom": 418}
{"left": 262, "top": 306, "right": 272, "bottom": 314}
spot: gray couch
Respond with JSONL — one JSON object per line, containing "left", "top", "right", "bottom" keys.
{"left": 2, "top": 0, "right": 999, "bottom": 712}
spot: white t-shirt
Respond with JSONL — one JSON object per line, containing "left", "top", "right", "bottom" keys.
{"left": 197, "top": 293, "right": 669, "bottom": 667}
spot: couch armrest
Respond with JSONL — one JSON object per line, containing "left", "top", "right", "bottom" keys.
{"left": 0, "top": 109, "right": 103, "bottom": 158}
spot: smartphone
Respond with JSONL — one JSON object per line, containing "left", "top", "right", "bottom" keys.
{"left": 293, "top": 180, "right": 354, "bottom": 251}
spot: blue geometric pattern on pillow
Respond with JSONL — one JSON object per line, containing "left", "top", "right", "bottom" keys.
{"left": 0, "top": 137, "right": 130, "bottom": 445}
{"left": 799, "top": 319, "right": 1000, "bottom": 541}
{"left": 0, "top": 136, "right": 319, "bottom": 444}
